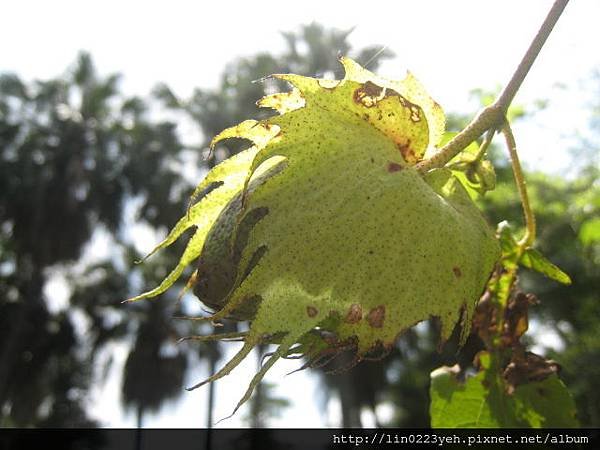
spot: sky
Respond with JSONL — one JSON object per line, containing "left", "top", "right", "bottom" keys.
{"left": 3, "top": 0, "right": 599, "bottom": 428}
{"left": 3, "top": 0, "right": 599, "bottom": 171}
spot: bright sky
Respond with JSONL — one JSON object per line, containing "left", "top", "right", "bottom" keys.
{"left": 3, "top": 0, "right": 599, "bottom": 170}
{"left": 3, "top": 0, "right": 599, "bottom": 428}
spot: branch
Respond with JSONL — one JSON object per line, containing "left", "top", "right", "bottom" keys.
{"left": 417, "top": 0, "right": 569, "bottom": 173}
{"left": 501, "top": 122, "right": 536, "bottom": 248}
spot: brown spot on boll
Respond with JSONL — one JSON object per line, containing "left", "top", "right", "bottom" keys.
{"left": 387, "top": 162, "right": 403, "bottom": 173}
{"left": 397, "top": 139, "right": 417, "bottom": 163}
{"left": 367, "top": 305, "right": 385, "bottom": 328}
{"left": 306, "top": 306, "right": 318, "bottom": 318}
{"left": 453, "top": 266, "right": 462, "bottom": 278}
{"left": 344, "top": 303, "right": 363, "bottom": 324}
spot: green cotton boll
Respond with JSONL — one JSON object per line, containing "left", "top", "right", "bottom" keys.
{"left": 129, "top": 57, "right": 500, "bottom": 416}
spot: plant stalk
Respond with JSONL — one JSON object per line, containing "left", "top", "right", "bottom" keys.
{"left": 416, "top": 0, "right": 569, "bottom": 173}
{"left": 501, "top": 122, "right": 536, "bottom": 248}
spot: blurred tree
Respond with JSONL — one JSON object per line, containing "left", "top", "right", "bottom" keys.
{"left": 122, "top": 300, "right": 187, "bottom": 428}
{"left": 0, "top": 53, "right": 190, "bottom": 426}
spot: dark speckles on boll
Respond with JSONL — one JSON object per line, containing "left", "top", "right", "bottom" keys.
{"left": 306, "top": 306, "right": 318, "bottom": 318}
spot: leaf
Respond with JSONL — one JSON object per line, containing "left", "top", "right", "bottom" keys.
{"left": 133, "top": 57, "right": 500, "bottom": 415}
{"left": 496, "top": 221, "right": 519, "bottom": 270}
{"left": 476, "top": 159, "right": 497, "bottom": 192}
{"left": 430, "top": 353, "right": 579, "bottom": 428}
{"left": 442, "top": 132, "right": 496, "bottom": 197}
{"left": 520, "top": 248, "right": 572, "bottom": 285}
{"left": 512, "top": 374, "right": 579, "bottom": 427}
{"left": 430, "top": 353, "right": 520, "bottom": 427}
{"left": 495, "top": 221, "right": 571, "bottom": 284}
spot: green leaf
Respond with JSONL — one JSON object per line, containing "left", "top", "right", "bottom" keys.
{"left": 430, "top": 353, "right": 579, "bottom": 428}
{"left": 495, "top": 221, "right": 571, "bottom": 284}
{"left": 496, "top": 221, "right": 519, "bottom": 269}
{"left": 430, "top": 353, "right": 516, "bottom": 428}
{"left": 430, "top": 365, "right": 504, "bottom": 427}
{"left": 512, "top": 375, "right": 579, "bottom": 428}
{"left": 442, "top": 132, "right": 496, "bottom": 197}
{"left": 477, "top": 159, "right": 496, "bottom": 192}
{"left": 520, "top": 248, "right": 572, "bottom": 285}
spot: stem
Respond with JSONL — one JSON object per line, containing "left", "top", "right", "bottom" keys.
{"left": 419, "top": 106, "right": 502, "bottom": 173}
{"left": 495, "top": 0, "right": 569, "bottom": 114}
{"left": 416, "top": 0, "right": 569, "bottom": 173}
{"left": 501, "top": 122, "right": 536, "bottom": 248}
{"left": 474, "top": 129, "right": 495, "bottom": 163}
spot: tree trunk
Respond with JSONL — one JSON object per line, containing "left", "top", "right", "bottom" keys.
{"left": 0, "top": 259, "right": 43, "bottom": 417}
{"left": 251, "top": 347, "right": 264, "bottom": 428}
{"left": 338, "top": 373, "right": 362, "bottom": 428}
{"left": 135, "top": 405, "right": 144, "bottom": 450}
{"left": 207, "top": 356, "right": 216, "bottom": 428}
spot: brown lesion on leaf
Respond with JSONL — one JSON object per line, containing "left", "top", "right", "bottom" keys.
{"left": 453, "top": 266, "right": 462, "bottom": 278}
{"left": 387, "top": 161, "right": 403, "bottom": 173}
{"left": 474, "top": 278, "right": 559, "bottom": 395}
{"left": 367, "top": 305, "right": 385, "bottom": 328}
{"left": 397, "top": 139, "right": 417, "bottom": 164}
{"left": 504, "top": 292, "right": 538, "bottom": 345}
{"left": 306, "top": 305, "right": 318, "bottom": 318}
{"left": 396, "top": 95, "right": 422, "bottom": 122}
{"left": 353, "top": 81, "right": 386, "bottom": 108}
{"left": 410, "top": 106, "right": 421, "bottom": 122}
{"left": 474, "top": 286, "right": 539, "bottom": 350}
{"left": 503, "top": 351, "right": 560, "bottom": 395}
{"left": 344, "top": 303, "right": 363, "bottom": 324}
{"left": 352, "top": 82, "right": 425, "bottom": 164}
{"left": 353, "top": 82, "right": 422, "bottom": 125}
